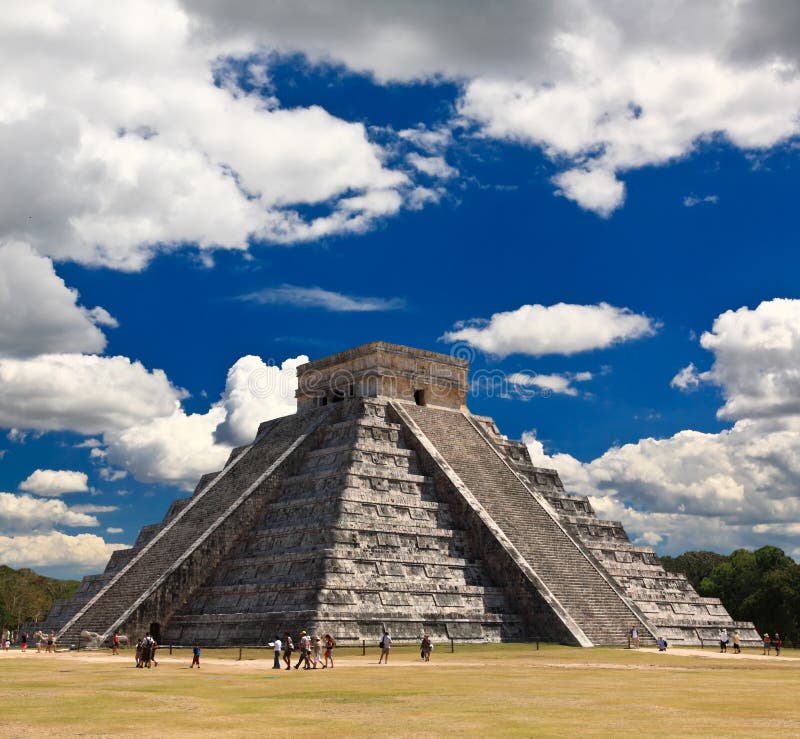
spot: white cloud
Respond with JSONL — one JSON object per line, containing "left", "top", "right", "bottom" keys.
{"left": 242, "top": 285, "right": 406, "bottom": 312}
{"left": 106, "top": 527, "right": 123, "bottom": 534}
{"left": 18, "top": 469, "right": 89, "bottom": 496}
{"left": 0, "top": 492, "right": 99, "bottom": 532}
{"left": 2, "top": 1, "right": 411, "bottom": 271}
{"left": 0, "top": 241, "right": 114, "bottom": 358}
{"left": 670, "top": 363, "right": 701, "bottom": 390}
{"left": 104, "top": 405, "right": 232, "bottom": 490}
{"left": 0, "top": 354, "right": 184, "bottom": 434}
{"left": 442, "top": 302, "right": 657, "bottom": 357}
{"left": 406, "top": 153, "right": 458, "bottom": 179}
{"left": 98, "top": 468, "right": 128, "bottom": 482}
{"left": 552, "top": 168, "right": 625, "bottom": 217}
{"left": 214, "top": 354, "right": 305, "bottom": 446}
{"left": 697, "top": 299, "right": 800, "bottom": 421}
{"left": 0, "top": 531, "right": 127, "bottom": 576}
{"left": 71, "top": 504, "right": 118, "bottom": 514}
{"left": 508, "top": 371, "right": 592, "bottom": 397}
{"left": 523, "top": 298, "right": 800, "bottom": 556}
{"left": 683, "top": 194, "right": 719, "bottom": 207}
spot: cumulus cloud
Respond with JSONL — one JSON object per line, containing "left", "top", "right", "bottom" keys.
{"left": 214, "top": 355, "right": 305, "bottom": 446}
{"left": 104, "top": 405, "right": 231, "bottom": 490}
{"left": 442, "top": 302, "right": 657, "bottom": 357}
{"left": 0, "top": 242, "right": 115, "bottom": 358}
{"left": 103, "top": 353, "right": 309, "bottom": 488}
{"left": 18, "top": 469, "right": 89, "bottom": 497}
{"left": 406, "top": 153, "right": 458, "bottom": 179}
{"left": 2, "top": 1, "right": 411, "bottom": 271}
{"left": 0, "top": 353, "right": 185, "bottom": 435}
{"left": 524, "top": 298, "right": 800, "bottom": 556}
{"left": 508, "top": 371, "right": 592, "bottom": 397}
{"left": 241, "top": 285, "right": 406, "bottom": 312}
{"left": 0, "top": 492, "right": 99, "bottom": 532}
{"left": 0, "top": 531, "right": 127, "bottom": 576}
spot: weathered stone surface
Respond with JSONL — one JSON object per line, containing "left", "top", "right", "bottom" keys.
{"left": 44, "top": 342, "right": 759, "bottom": 647}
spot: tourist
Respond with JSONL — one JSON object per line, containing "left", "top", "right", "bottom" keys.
{"left": 323, "top": 634, "right": 336, "bottom": 669}
{"left": 294, "top": 631, "right": 311, "bottom": 669}
{"left": 656, "top": 636, "right": 668, "bottom": 651}
{"left": 20, "top": 631, "right": 27, "bottom": 652}
{"left": 46, "top": 632, "right": 55, "bottom": 653}
{"left": 111, "top": 631, "right": 120, "bottom": 656}
{"left": 378, "top": 630, "right": 392, "bottom": 664}
{"left": 191, "top": 643, "right": 201, "bottom": 668}
{"left": 135, "top": 639, "right": 143, "bottom": 667}
{"left": 629, "top": 625, "right": 639, "bottom": 649}
{"left": 762, "top": 633, "right": 771, "bottom": 655}
{"left": 35, "top": 631, "right": 43, "bottom": 653}
{"left": 141, "top": 633, "right": 154, "bottom": 668}
{"left": 719, "top": 627, "right": 728, "bottom": 653}
{"left": 2, "top": 628, "right": 9, "bottom": 651}
{"left": 311, "top": 635, "right": 322, "bottom": 669}
{"left": 421, "top": 634, "right": 433, "bottom": 662}
{"left": 283, "top": 633, "right": 294, "bottom": 670}
{"left": 774, "top": 633, "right": 782, "bottom": 656}
{"left": 151, "top": 640, "right": 159, "bottom": 667}
{"left": 268, "top": 635, "right": 282, "bottom": 669}
{"left": 733, "top": 630, "right": 741, "bottom": 654}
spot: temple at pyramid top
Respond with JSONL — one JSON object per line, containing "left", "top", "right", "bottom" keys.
{"left": 296, "top": 341, "right": 470, "bottom": 411}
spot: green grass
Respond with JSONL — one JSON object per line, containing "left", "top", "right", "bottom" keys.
{"left": 2, "top": 644, "right": 799, "bottom": 737}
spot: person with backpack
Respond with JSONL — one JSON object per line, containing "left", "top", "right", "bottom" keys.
{"left": 323, "top": 634, "right": 336, "bottom": 669}
{"left": 378, "top": 630, "right": 392, "bottom": 664}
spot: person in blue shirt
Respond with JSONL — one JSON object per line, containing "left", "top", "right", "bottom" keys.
{"left": 191, "top": 643, "right": 200, "bottom": 668}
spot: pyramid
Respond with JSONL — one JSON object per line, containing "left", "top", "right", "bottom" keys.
{"left": 46, "top": 342, "right": 760, "bottom": 647}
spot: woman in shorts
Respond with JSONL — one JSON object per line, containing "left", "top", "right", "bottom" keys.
{"left": 323, "top": 634, "right": 336, "bottom": 669}
{"left": 282, "top": 633, "right": 294, "bottom": 670}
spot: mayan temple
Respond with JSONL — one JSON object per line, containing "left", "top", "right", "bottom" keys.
{"left": 46, "top": 342, "right": 759, "bottom": 647}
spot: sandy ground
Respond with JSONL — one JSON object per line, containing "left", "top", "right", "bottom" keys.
{"left": 2, "top": 645, "right": 796, "bottom": 670}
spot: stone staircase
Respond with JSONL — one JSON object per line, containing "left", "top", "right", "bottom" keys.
{"left": 395, "top": 403, "right": 652, "bottom": 646}
{"left": 165, "top": 398, "right": 523, "bottom": 645}
{"left": 56, "top": 407, "right": 330, "bottom": 645}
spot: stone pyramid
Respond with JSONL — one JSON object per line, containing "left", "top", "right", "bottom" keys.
{"left": 46, "top": 342, "right": 759, "bottom": 647}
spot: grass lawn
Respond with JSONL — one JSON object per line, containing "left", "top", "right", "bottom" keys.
{"left": 1, "top": 643, "right": 799, "bottom": 737}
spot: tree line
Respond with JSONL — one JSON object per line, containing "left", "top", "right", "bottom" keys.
{"left": 661, "top": 546, "right": 800, "bottom": 645}
{"left": 0, "top": 565, "right": 78, "bottom": 630}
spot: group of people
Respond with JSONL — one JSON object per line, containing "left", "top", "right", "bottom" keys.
{"left": 269, "top": 631, "right": 337, "bottom": 670}
{"left": 762, "top": 632, "right": 783, "bottom": 656}
{"left": 717, "top": 628, "right": 741, "bottom": 653}
{"left": 134, "top": 633, "right": 159, "bottom": 668}
{"left": 2, "top": 628, "right": 56, "bottom": 653}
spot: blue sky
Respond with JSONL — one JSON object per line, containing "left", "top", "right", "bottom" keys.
{"left": 2, "top": 1, "right": 800, "bottom": 577}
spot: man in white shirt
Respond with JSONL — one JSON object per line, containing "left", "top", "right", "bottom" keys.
{"left": 378, "top": 630, "right": 392, "bottom": 664}
{"left": 268, "top": 635, "right": 282, "bottom": 669}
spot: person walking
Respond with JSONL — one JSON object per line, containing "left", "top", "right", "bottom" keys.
{"left": 762, "top": 632, "right": 771, "bottom": 655}
{"left": 311, "top": 636, "right": 322, "bottom": 669}
{"left": 733, "top": 630, "right": 741, "bottom": 654}
{"left": 378, "top": 630, "right": 392, "bottom": 664}
{"left": 719, "top": 627, "right": 728, "bottom": 653}
{"left": 629, "top": 625, "right": 639, "bottom": 649}
{"left": 111, "top": 631, "right": 120, "bottom": 656}
{"left": 421, "top": 634, "right": 432, "bottom": 662}
{"left": 294, "top": 631, "right": 311, "bottom": 670}
{"left": 268, "top": 635, "right": 282, "bottom": 669}
{"left": 283, "top": 633, "right": 294, "bottom": 670}
{"left": 191, "top": 643, "right": 201, "bottom": 668}
{"left": 20, "top": 632, "right": 27, "bottom": 653}
{"left": 774, "top": 633, "right": 782, "bottom": 656}
{"left": 323, "top": 634, "right": 336, "bottom": 669}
